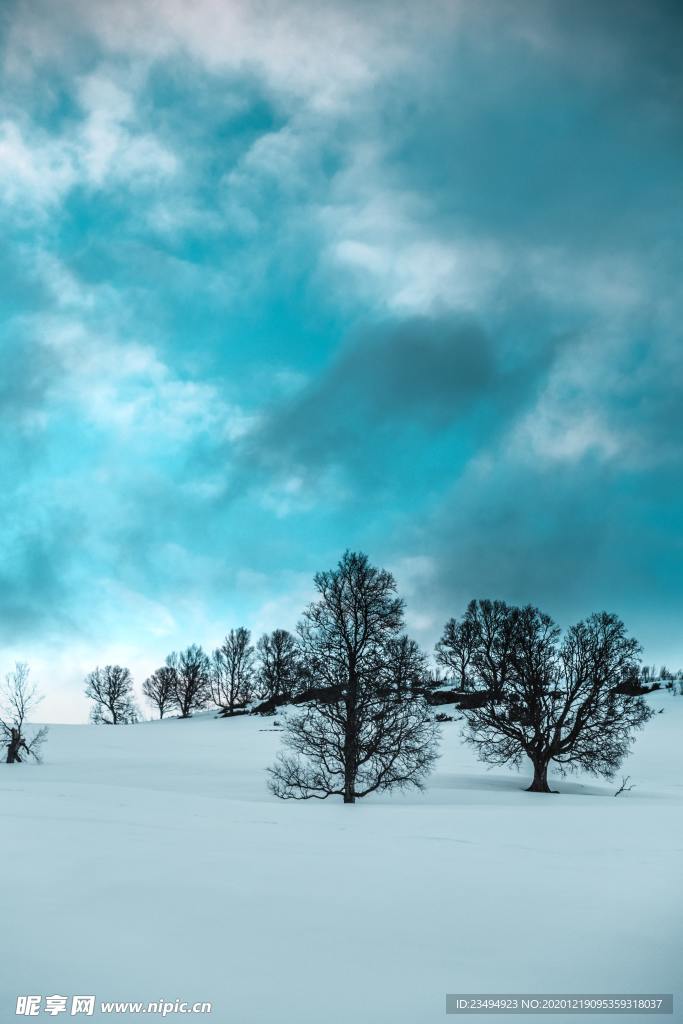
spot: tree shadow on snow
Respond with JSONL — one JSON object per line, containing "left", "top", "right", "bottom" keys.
{"left": 430, "top": 771, "right": 620, "bottom": 799}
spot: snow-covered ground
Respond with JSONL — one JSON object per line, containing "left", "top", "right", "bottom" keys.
{"left": 2, "top": 693, "right": 681, "bottom": 1023}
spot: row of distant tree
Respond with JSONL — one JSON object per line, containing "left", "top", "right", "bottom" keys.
{"left": 82, "top": 630, "right": 683, "bottom": 732}
{"left": 83, "top": 625, "right": 429, "bottom": 726}
{"left": 2, "top": 551, "right": 675, "bottom": 797}
{"left": 85, "top": 628, "right": 309, "bottom": 724}
{"left": 639, "top": 664, "right": 683, "bottom": 685}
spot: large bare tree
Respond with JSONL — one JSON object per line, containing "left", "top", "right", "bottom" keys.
{"left": 269, "top": 551, "right": 439, "bottom": 803}
{"left": 210, "top": 627, "right": 255, "bottom": 716}
{"left": 84, "top": 665, "right": 139, "bottom": 725}
{"left": 0, "top": 663, "right": 48, "bottom": 763}
{"left": 436, "top": 600, "right": 654, "bottom": 792}
{"left": 167, "top": 645, "right": 211, "bottom": 718}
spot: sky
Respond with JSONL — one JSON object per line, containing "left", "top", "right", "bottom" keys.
{"left": 1, "top": 0, "right": 682, "bottom": 722}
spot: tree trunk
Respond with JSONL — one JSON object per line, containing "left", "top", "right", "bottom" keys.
{"left": 343, "top": 666, "right": 357, "bottom": 804}
{"left": 527, "top": 758, "right": 553, "bottom": 793}
{"left": 6, "top": 729, "right": 22, "bottom": 764}
{"left": 343, "top": 730, "right": 356, "bottom": 803}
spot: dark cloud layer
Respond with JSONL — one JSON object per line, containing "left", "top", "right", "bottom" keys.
{"left": 384, "top": 0, "right": 683, "bottom": 263}
{"left": 411, "top": 452, "right": 683, "bottom": 651}
{"left": 241, "top": 315, "right": 560, "bottom": 480}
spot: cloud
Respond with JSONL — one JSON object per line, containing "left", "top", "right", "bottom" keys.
{"left": 75, "top": 72, "right": 178, "bottom": 187}
{"left": 0, "top": 511, "right": 83, "bottom": 644}
{"left": 243, "top": 317, "right": 496, "bottom": 474}
{"left": 406, "top": 441, "right": 683, "bottom": 649}
{"left": 235, "top": 314, "right": 561, "bottom": 510}
{"left": 0, "top": 70, "right": 178, "bottom": 221}
{"left": 0, "top": 329, "right": 56, "bottom": 432}
{"left": 3, "top": 0, "right": 426, "bottom": 111}
{"left": 33, "top": 315, "right": 252, "bottom": 443}
{"left": 0, "top": 119, "right": 76, "bottom": 213}
{"left": 321, "top": 180, "right": 507, "bottom": 316}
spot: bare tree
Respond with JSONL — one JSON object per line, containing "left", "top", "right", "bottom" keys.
{"left": 168, "top": 645, "right": 211, "bottom": 718}
{"left": 386, "top": 635, "right": 430, "bottom": 697}
{"left": 614, "top": 775, "right": 635, "bottom": 796}
{"left": 210, "top": 628, "right": 256, "bottom": 716}
{"left": 435, "top": 615, "right": 480, "bottom": 690}
{"left": 255, "top": 629, "right": 304, "bottom": 703}
{"left": 1, "top": 664, "right": 48, "bottom": 763}
{"left": 84, "top": 665, "right": 139, "bottom": 725}
{"left": 436, "top": 600, "right": 654, "bottom": 792}
{"left": 142, "top": 666, "right": 176, "bottom": 719}
{"left": 269, "top": 551, "right": 439, "bottom": 803}
{"left": 0, "top": 663, "right": 48, "bottom": 763}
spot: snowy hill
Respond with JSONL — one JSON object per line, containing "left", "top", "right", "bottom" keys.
{"left": 2, "top": 694, "right": 681, "bottom": 1023}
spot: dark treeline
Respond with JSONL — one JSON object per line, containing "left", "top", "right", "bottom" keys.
{"left": 5, "top": 551, "right": 667, "bottom": 799}
{"left": 79, "top": 550, "right": 664, "bottom": 801}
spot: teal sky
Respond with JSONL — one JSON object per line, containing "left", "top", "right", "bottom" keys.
{"left": 1, "top": 0, "right": 682, "bottom": 720}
